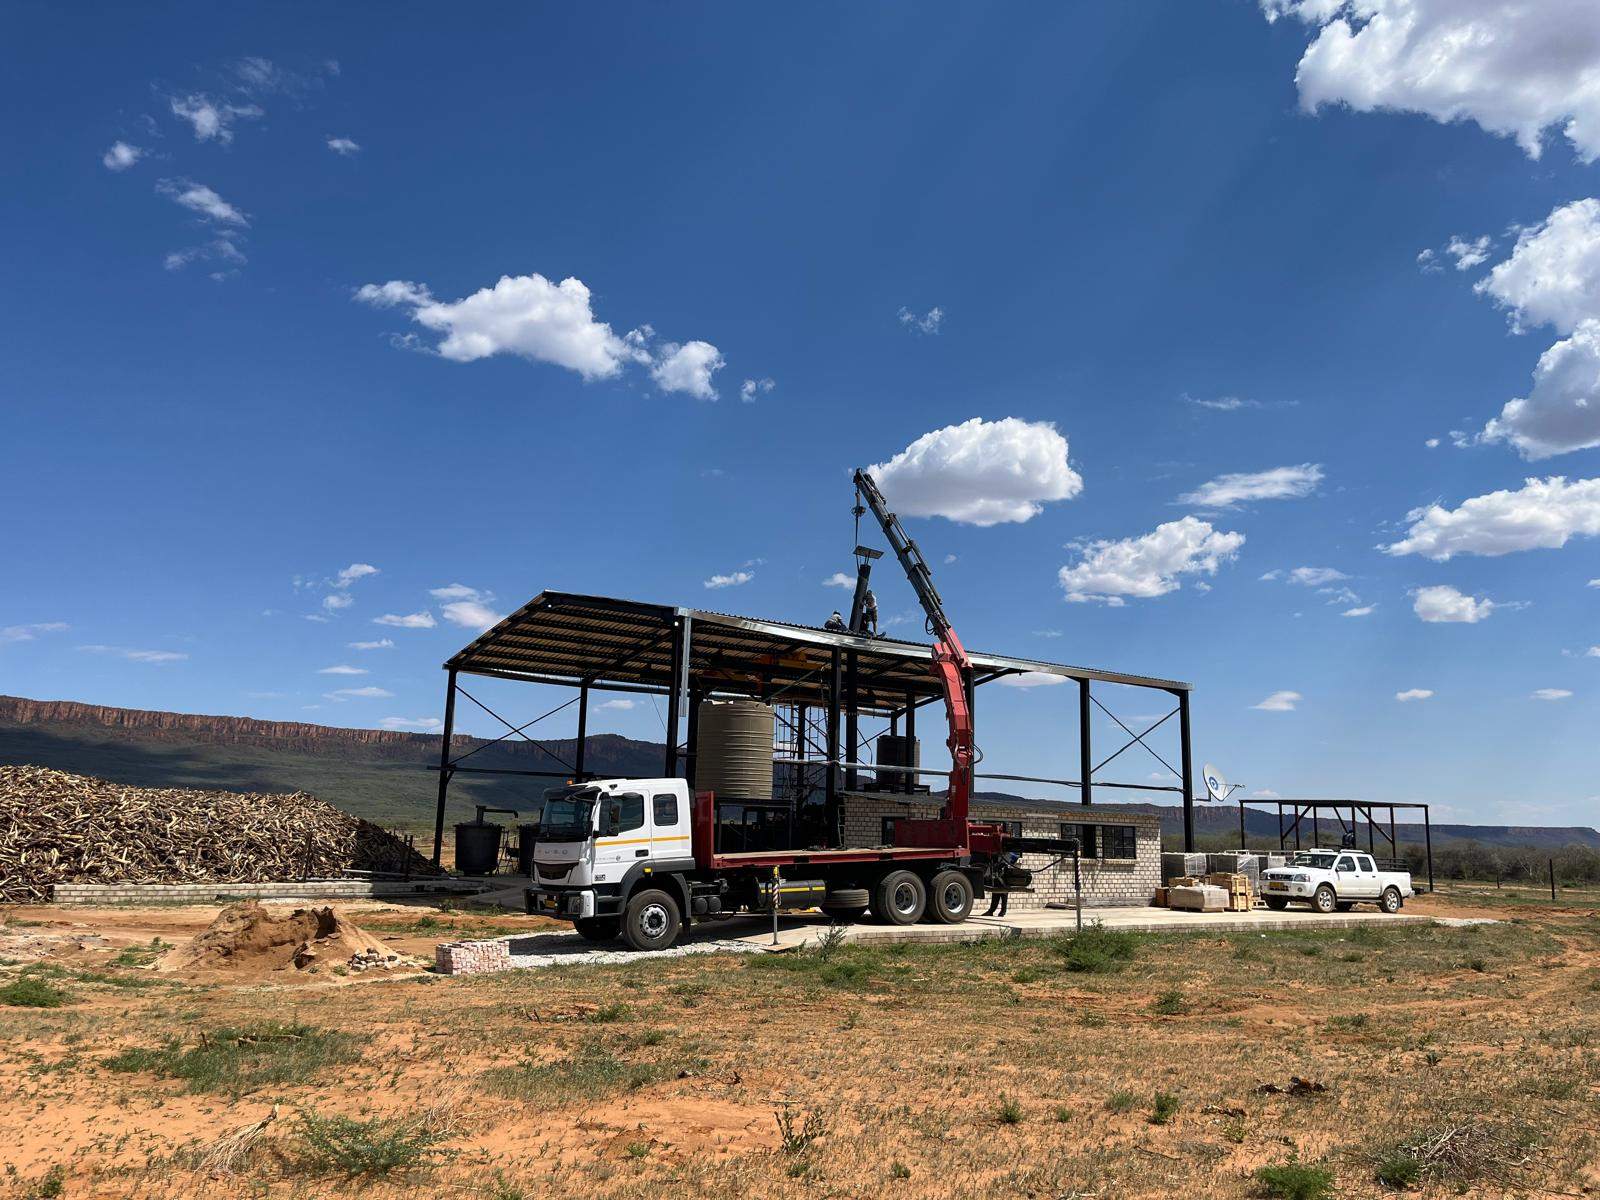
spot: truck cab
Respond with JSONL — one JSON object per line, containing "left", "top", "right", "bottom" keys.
{"left": 526, "top": 778, "right": 699, "bottom": 948}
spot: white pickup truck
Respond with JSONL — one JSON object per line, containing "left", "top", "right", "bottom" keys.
{"left": 1260, "top": 849, "right": 1414, "bottom": 914}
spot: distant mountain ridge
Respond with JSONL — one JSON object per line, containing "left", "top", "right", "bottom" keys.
{"left": 2, "top": 695, "right": 1596, "bottom": 851}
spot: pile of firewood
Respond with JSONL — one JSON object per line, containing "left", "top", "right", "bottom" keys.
{"left": 0, "top": 765, "right": 435, "bottom": 902}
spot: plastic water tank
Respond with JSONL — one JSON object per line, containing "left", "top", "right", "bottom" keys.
{"left": 515, "top": 824, "right": 540, "bottom": 876}
{"left": 875, "top": 734, "right": 921, "bottom": 788}
{"left": 454, "top": 820, "right": 502, "bottom": 876}
{"left": 695, "top": 699, "right": 775, "bottom": 800}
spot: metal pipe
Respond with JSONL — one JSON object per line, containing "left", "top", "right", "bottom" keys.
{"left": 664, "top": 618, "right": 684, "bottom": 776}
{"left": 844, "top": 650, "right": 859, "bottom": 792}
{"left": 826, "top": 647, "right": 841, "bottom": 843}
{"left": 431, "top": 668, "right": 457, "bottom": 868}
{"left": 904, "top": 690, "right": 916, "bottom": 795}
{"left": 1424, "top": 804, "right": 1434, "bottom": 893}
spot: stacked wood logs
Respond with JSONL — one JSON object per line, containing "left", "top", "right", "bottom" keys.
{"left": 0, "top": 765, "right": 435, "bottom": 903}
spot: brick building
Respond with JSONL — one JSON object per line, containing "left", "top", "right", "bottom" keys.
{"left": 840, "top": 792, "right": 1162, "bottom": 911}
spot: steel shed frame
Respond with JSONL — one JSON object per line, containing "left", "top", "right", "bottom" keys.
{"left": 430, "top": 591, "right": 1201, "bottom": 864}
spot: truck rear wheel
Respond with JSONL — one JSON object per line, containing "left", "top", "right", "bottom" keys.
{"left": 927, "top": 870, "right": 974, "bottom": 924}
{"left": 1312, "top": 885, "right": 1337, "bottom": 915}
{"left": 1380, "top": 887, "right": 1403, "bottom": 913}
{"left": 574, "top": 917, "right": 620, "bottom": 943}
{"left": 821, "top": 886, "right": 870, "bottom": 923}
{"left": 872, "top": 870, "right": 926, "bottom": 925}
{"left": 622, "top": 889, "right": 681, "bottom": 952}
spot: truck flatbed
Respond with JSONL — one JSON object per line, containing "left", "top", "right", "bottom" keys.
{"left": 702, "top": 845, "right": 963, "bottom": 870}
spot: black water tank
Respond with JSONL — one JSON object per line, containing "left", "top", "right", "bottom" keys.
{"left": 515, "top": 824, "right": 540, "bottom": 876}
{"left": 876, "top": 734, "right": 921, "bottom": 788}
{"left": 454, "top": 821, "right": 502, "bottom": 876}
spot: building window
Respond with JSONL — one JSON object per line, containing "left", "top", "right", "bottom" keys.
{"left": 1101, "top": 825, "right": 1136, "bottom": 860}
{"left": 1060, "top": 823, "right": 1098, "bottom": 858}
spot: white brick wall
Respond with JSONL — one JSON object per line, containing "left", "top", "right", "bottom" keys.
{"left": 840, "top": 794, "right": 1161, "bottom": 910}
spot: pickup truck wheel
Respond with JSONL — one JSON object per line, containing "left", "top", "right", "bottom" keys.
{"left": 1312, "top": 884, "right": 1337, "bottom": 915}
{"left": 622, "top": 889, "right": 681, "bottom": 952}
{"left": 1380, "top": 887, "right": 1403, "bottom": 913}
{"left": 1264, "top": 897, "right": 1288, "bottom": 911}
{"left": 872, "top": 870, "right": 926, "bottom": 925}
{"left": 927, "top": 870, "right": 975, "bottom": 924}
{"left": 574, "top": 917, "right": 620, "bottom": 943}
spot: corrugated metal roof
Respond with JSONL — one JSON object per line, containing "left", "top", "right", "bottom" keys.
{"left": 446, "top": 591, "right": 1189, "bottom": 711}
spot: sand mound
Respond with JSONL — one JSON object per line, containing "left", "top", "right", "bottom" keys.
{"left": 158, "top": 901, "right": 408, "bottom": 977}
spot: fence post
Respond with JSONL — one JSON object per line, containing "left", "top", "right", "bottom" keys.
{"left": 1549, "top": 858, "right": 1556, "bottom": 902}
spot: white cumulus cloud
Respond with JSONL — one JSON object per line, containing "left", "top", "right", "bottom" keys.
{"left": 378, "top": 716, "right": 442, "bottom": 731}
{"left": 1262, "top": 0, "right": 1600, "bottom": 162}
{"left": 1058, "top": 517, "right": 1245, "bottom": 605}
{"left": 441, "top": 600, "right": 505, "bottom": 631}
{"left": 870, "top": 417, "right": 1083, "bottom": 527}
{"left": 334, "top": 563, "right": 379, "bottom": 588}
{"left": 598, "top": 698, "right": 637, "bottom": 711}
{"left": 317, "top": 665, "right": 367, "bottom": 676}
{"left": 1411, "top": 584, "right": 1497, "bottom": 623}
{"left": 157, "top": 179, "right": 248, "bottom": 226}
{"left": 168, "top": 93, "right": 262, "bottom": 144}
{"left": 1477, "top": 199, "right": 1600, "bottom": 335}
{"left": 1252, "top": 690, "right": 1301, "bottom": 712}
{"left": 1481, "top": 320, "right": 1600, "bottom": 459}
{"left": 322, "top": 593, "right": 353, "bottom": 612}
{"left": 704, "top": 571, "right": 754, "bottom": 589}
{"left": 822, "top": 573, "right": 855, "bottom": 588}
{"left": 102, "top": 141, "right": 144, "bottom": 171}
{"left": 999, "top": 671, "right": 1070, "bottom": 688}
{"left": 1395, "top": 688, "right": 1434, "bottom": 702}
{"left": 898, "top": 306, "right": 944, "bottom": 334}
{"left": 1384, "top": 476, "right": 1600, "bottom": 559}
{"left": 2, "top": 622, "right": 69, "bottom": 643}
{"left": 326, "top": 136, "right": 361, "bottom": 155}
{"left": 1177, "top": 463, "right": 1323, "bottom": 509}
{"left": 650, "top": 340, "right": 725, "bottom": 400}
{"left": 1532, "top": 687, "right": 1573, "bottom": 701}
{"left": 740, "top": 377, "right": 775, "bottom": 403}
{"left": 348, "top": 638, "right": 394, "bottom": 650}
{"left": 373, "top": 611, "right": 436, "bottom": 629}
{"left": 429, "top": 583, "right": 483, "bottom": 601}
{"left": 77, "top": 645, "right": 187, "bottom": 664}
{"left": 1287, "top": 566, "right": 1348, "bottom": 586}
{"left": 326, "top": 686, "right": 393, "bottom": 700}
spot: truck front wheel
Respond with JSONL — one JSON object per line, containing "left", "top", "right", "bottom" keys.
{"left": 873, "top": 870, "right": 926, "bottom": 925}
{"left": 1264, "top": 897, "right": 1288, "bottom": 911}
{"left": 927, "top": 870, "right": 974, "bottom": 924}
{"left": 574, "top": 917, "right": 620, "bottom": 943}
{"left": 622, "top": 889, "right": 681, "bottom": 951}
{"left": 1380, "top": 887, "right": 1403, "bottom": 913}
{"left": 1312, "top": 885, "right": 1337, "bottom": 914}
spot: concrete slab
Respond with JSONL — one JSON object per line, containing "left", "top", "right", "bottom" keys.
{"left": 435, "top": 903, "right": 1467, "bottom": 973}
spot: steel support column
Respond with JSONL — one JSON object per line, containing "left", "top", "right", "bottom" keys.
{"left": 1424, "top": 805, "right": 1434, "bottom": 893}
{"left": 574, "top": 683, "right": 589, "bottom": 780}
{"left": 431, "top": 668, "right": 458, "bottom": 868}
{"left": 903, "top": 689, "right": 916, "bottom": 795}
{"left": 1177, "top": 688, "right": 1195, "bottom": 853}
{"left": 826, "top": 648, "right": 842, "bottom": 844}
{"left": 685, "top": 688, "right": 702, "bottom": 788}
{"left": 1078, "top": 679, "right": 1092, "bottom": 807}
{"left": 664, "top": 617, "right": 684, "bottom": 776}
{"left": 844, "top": 651, "right": 859, "bottom": 792}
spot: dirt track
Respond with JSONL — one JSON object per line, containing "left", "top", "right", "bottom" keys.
{"left": 1, "top": 886, "right": 1597, "bottom": 1198}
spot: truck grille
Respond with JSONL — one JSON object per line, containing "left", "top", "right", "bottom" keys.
{"left": 537, "top": 863, "right": 572, "bottom": 881}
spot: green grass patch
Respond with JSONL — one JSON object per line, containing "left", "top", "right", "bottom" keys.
{"left": 996, "top": 1094, "right": 1024, "bottom": 1125}
{"left": 1052, "top": 924, "right": 1140, "bottom": 974}
{"left": 1103, "top": 1090, "right": 1137, "bottom": 1114}
{"left": 1254, "top": 1161, "right": 1334, "bottom": 1200}
{"left": 104, "top": 1022, "right": 363, "bottom": 1096}
{"left": 1149, "top": 1092, "right": 1180, "bottom": 1125}
{"left": 1150, "top": 987, "right": 1187, "bottom": 1016}
{"left": 481, "top": 1040, "right": 675, "bottom": 1102}
{"left": 0, "top": 977, "right": 71, "bottom": 1008}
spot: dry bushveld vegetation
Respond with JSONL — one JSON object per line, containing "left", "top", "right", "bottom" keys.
{"left": 2, "top": 890, "right": 1598, "bottom": 1199}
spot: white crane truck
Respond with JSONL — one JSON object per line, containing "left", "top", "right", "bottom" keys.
{"left": 523, "top": 470, "right": 1076, "bottom": 951}
{"left": 1260, "top": 849, "right": 1414, "bottom": 914}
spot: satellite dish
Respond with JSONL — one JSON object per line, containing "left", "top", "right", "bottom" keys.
{"left": 1202, "top": 763, "right": 1232, "bottom": 802}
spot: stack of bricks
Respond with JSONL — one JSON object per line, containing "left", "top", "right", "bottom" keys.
{"left": 840, "top": 794, "right": 1162, "bottom": 910}
{"left": 52, "top": 879, "right": 484, "bottom": 905}
{"left": 434, "top": 937, "right": 513, "bottom": 976}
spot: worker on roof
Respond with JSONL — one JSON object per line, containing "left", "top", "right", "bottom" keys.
{"left": 861, "top": 588, "right": 878, "bottom": 636}
{"left": 824, "top": 610, "right": 847, "bottom": 632}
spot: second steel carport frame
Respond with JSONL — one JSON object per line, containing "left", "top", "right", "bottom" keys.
{"left": 1233, "top": 796, "right": 1435, "bottom": 893}
{"left": 429, "top": 592, "right": 1203, "bottom": 865}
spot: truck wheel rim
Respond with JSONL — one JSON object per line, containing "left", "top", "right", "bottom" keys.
{"left": 640, "top": 903, "right": 669, "bottom": 938}
{"left": 941, "top": 881, "right": 966, "bottom": 912}
{"left": 892, "top": 882, "right": 919, "bottom": 914}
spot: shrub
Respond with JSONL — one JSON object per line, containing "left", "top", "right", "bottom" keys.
{"left": 1150, "top": 988, "right": 1187, "bottom": 1016}
{"left": 996, "top": 1094, "right": 1024, "bottom": 1125}
{"left": 1149, "top": 1092, "right": 1179, "bottom": 1125}
{"left": 483, "top": 1040, "right": 668, "bottom": 1102}
{"left": 104, "top": 1022, "right": 361, "bottom": 1096}
{"left": 1254, "top": 1162, "right": 1335, "bottom": 1200}
{"left": 1104, "top": 1091, "right": 1137, "bottom": 1114}
{"left": 587, "top": 1002, "right": 632, "bottom": 1024}
{"left": 1055, "top": 924, "right": 1139, "bottom": 974}
{"left": 775, "top": 1106, "right": 827, "bottom": 1154}
{"left": 0, "top": 977, "right": 70, "bottom": 1008}
{"left": 294, "top": 1109, "right": 452, "bottom": 1177}
{"left": 1375, "top": 1153, "right": 1422, "bottom": 1189}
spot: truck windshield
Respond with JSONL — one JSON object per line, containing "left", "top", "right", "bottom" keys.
{"left": 1292, "top": 852, "right": 1338, "bottom": 869}
{"left": 539, "top": 788, "right": 597, "bottom": 842}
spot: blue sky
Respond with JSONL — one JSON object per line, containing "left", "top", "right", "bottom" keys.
{"left": 4, "top": 2, "right": 1599, "bottom": 825}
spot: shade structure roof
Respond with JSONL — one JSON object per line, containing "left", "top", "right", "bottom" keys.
{"left": 445, "top": 592, "right": 1188, "bottom": 714}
